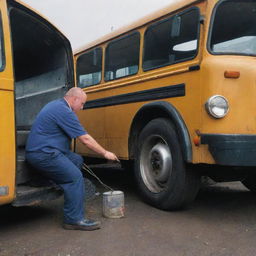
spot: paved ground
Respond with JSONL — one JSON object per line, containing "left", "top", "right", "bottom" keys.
{"left": 1, "top": 167, "right": 256, "bottom": 256}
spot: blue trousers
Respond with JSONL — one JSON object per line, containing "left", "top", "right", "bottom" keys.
{"left": 26, "top": 150, "right": 85, "bottom": 223}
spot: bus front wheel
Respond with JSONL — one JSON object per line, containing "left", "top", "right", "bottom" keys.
{"left": 134, "top": 118, "right": 199, "bottom": 210}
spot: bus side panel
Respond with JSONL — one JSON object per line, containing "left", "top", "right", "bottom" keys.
{"left": 76, "top": 92, "right": 106, "bottom": 157}
{"left": 75, "top": 1, "right": 206, "bottom": 163}
{"left": 103, "top": 69, "right": 202, "bottom": 161}
{"left": 0, "top": 0, "right": 16, "bottom": 205}
{"left": 0, "top": 89, "right": 15, "bottom": 205}
{"left": 102, "top": 0, "right": 206, "bottom": 160}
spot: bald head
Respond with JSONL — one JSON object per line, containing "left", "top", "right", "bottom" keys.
{"left": 65, "top": 87, "right": 86, "bottom": 98}
{"left": 64, "top": 87, "right": 87, "bottom": 112}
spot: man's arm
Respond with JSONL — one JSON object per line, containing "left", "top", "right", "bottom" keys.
{"left": 78, "top": 134, "right": 119, "bottom": 161}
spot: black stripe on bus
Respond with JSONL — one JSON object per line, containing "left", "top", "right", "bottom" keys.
{"left": 84, "top": 83, "right": 185, "bottom": 109}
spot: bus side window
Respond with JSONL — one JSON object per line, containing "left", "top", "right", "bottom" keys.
{"left": 77, "top": 47, "right": 102, "bottom": 88}
{"left": 170, "top": 10, "right": 199, "bottom": 61}
{"left": 0, "top": 13, "right": 5, "bottom": 72}
{"left": 104, "top": 32, "right": 140, "bottom": 81}
{"left": 143, "top": 8, "right": 200, "bottom": 71}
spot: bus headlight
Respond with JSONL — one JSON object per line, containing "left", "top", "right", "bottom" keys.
{"left": 205, "top": 95, "right": 229, "bottom": 118}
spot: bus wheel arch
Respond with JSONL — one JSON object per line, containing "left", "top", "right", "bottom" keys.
{"left": 129, "top": 101, "right": 192, "bottom": 163}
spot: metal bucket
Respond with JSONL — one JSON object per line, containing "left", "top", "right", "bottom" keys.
{"left": 103, "top": 191, "right": 124, "bottom": 218}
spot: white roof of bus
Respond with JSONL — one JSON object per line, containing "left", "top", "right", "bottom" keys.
{"left": 74, "top": 0, "right": 205, "bottom": 55}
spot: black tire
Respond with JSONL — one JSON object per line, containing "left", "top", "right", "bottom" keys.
{"left": 134, "top": 118, "right": 199, "bottom": 210}
{"left": 241, "top": 175, "right": 256, "bottom": 193}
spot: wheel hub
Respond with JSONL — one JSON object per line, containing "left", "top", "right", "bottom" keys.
{"left": 140, "top": 135, "right": 173, "bottom": 193}
{"left": 149, "top": 144, "right": 172, "bottom": 183}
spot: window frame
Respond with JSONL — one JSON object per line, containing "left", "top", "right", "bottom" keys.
{"left": 76, "top": 47, "right": 103, "bottom": 88}
{"left": 104, "top": 31, "right": 140, "bottom": 82}
{"left": 142, "top": 6, "right": 201, "bottom": 72}
{"left": 0, "top": 12, "right": 6, "bottom": 72}
{"left": 207, "top": 0, "right": 256, "bottom": 57}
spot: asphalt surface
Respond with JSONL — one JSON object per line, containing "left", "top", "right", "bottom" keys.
{"left": 1, "top": 167, "right": 256, "bottom": 256}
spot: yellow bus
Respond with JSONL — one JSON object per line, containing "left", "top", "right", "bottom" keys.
{"left": 75, "top": 0, "right": 256, "bottom": 210}
{"left": 0, "top": 0, "right": 74, "bottom": 206}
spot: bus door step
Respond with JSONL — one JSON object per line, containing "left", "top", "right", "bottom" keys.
{"left": 87, "top": 162, "right": 122, "bottom": 170}
{"left": 12, "top": 185, "right": 63, "bottom": 207}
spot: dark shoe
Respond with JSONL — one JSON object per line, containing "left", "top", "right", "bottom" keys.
{"left": 63, "top": 219, "right": 101, "bottom": 231}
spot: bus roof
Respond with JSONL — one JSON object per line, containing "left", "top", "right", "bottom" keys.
{"left": 75, "top": 0, "right": 205, "bottom": 54}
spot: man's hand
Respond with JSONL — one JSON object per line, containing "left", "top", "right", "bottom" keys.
{"left": 104, "top": 151, "right": 119, "bottom": 162}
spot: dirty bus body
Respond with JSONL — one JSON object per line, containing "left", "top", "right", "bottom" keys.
{"left": 0, "top": 0, "right": 74, "bottom": 206}
{"left": 74, "top": 0, "right": 256, "bottom": 210}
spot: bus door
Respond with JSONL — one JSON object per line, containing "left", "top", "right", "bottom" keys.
{"left": 1, "top": 0, "right": 74, "bottom": 206}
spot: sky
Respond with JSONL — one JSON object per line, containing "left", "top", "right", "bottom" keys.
{"left": 22, "top": 0, "right": 173, "bottom": 51}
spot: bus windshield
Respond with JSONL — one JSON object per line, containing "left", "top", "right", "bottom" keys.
{"left": 210, "top": 0, "right": 256, "bottom": 56}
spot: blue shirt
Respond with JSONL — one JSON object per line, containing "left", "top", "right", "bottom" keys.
{"left": 26, "top": 98, "right": 87, "bottom": 154}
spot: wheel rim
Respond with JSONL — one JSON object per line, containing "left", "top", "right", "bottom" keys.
{"left": 140, "top": 135, "right": 172, "bottom": 193}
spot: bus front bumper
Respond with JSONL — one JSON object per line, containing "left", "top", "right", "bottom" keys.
{"left": 201, "top": 134, "right": 256, "bottom": 166}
